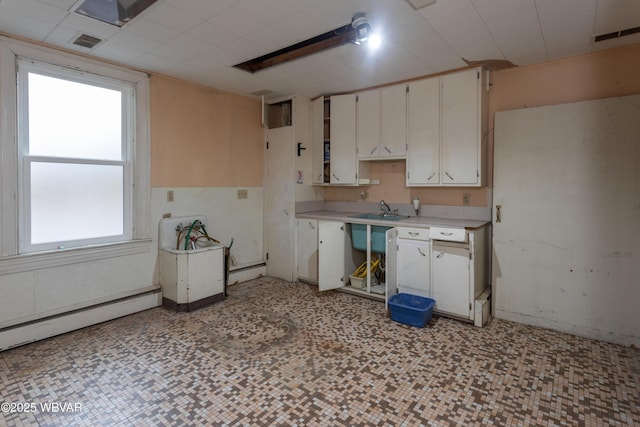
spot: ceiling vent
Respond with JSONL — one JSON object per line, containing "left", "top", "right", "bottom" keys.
{"left": 72, "top": 33, "right": 103, "bottom": 49}
{"left": 594, "top": 26, "right": 640, "bottom": 43}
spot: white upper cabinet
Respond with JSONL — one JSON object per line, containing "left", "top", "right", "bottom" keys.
{"left": 311, "top": 96, "right": 326, "bottom": 184}
{"left": 357, "top": 85, "right": 407, "bottom": 160}
{"left": 380, "top": 84, "right": 407, "bottom": 158}
{"left": 441, "top": 68, "right": 485, "bottom": 185}
{"left": 407, "top": 77, "right": 440, "bottom": 185}
{"left": 356, "top": 89, "right": 381, "bottom": 160}
{"left": 407, "top": 67, "right": 487, "bottom": 187}
{"left": 329, "top": 94, "right": 358, "bottom": 184}
{"left": 312, "top": 95, "right": 359, "bottom": 185}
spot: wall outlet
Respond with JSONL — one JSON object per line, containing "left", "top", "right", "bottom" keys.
{"left": 237, "top": 189, "right": 248, "bottom": 199}
{"left": 462, "top": 193, "right": 470, "bottom": 206}
{"left": 167, "top": 190, "right": 174, "bottom": 202}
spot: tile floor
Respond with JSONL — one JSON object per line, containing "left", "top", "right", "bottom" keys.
{"left": 1, "top": 277, "right": 639, "bottom": 426}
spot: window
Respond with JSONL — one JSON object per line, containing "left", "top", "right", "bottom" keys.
{"left": 18, "top": 60, "right": 133, "bottom": 252}
{"left": 0, "top": 37, "right": 150, "bottom": 273}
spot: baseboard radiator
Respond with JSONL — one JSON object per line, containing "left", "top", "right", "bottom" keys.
{"left": 0, "top": 286, "right": 162, "bottom": 352}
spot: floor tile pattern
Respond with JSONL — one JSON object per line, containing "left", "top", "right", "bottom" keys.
{"left": 1, "top": 277, "right": 639, "bottom": 426}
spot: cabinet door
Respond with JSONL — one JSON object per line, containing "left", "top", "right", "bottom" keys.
{"left": 385, "top": 228, "right": 398, "bottom": 310}
{"left": 330, "top": 94, "right": 357, "bottom": 184}
{"left": 397, "top": 239, "right": 431, "bottom": 298}
{"left": 311, "top": 97, "right": 325, "bottom": 184}
{"left": 431, "top": 243, "right": 471, "bottom": 318}
{"left": 441, "top": 68, "right": 480, "bottom": 185}
{"left": 297, "top": 219, "right": 318, "bottom": 281}
{"left": 356, "top": 89, "right": 381, "bottom": 159}
{"left": 407, "top": 77, "right": 440, "bottom": 185}
{"left": 380, "top": 84, "right": 407, "bottom": 158}
{"left": 318, "top": 221, "right": 346, "bottom": 291}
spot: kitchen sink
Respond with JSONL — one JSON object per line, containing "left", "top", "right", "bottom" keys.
{"left": 350, "top": 213, "right": 409, "bottom": 221}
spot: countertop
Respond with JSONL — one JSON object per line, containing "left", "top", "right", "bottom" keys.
{"left": 296, "top": 210, "right": 489, "bottom": 229}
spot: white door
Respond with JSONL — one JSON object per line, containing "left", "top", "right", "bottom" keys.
{"left": 431, "top": 242, "right": 471, "bottom": 318}
{"left": 318, "top": 221, "right": 346, "bottom": 291}
{"left": 492, "top": 96, "right": 640, "bottom": 343}
{"left": 380, "top": 84, "right": 407, "bottom": 158}
{"left": 356, "top": 89, "right": 380, "bottom": 159}
{"left": 297, "top": 219, "right": 318, "bottom": 282}
{"left": 265, "top": 126, "right": 295, "bottom": 281}
{"left": 330, "top": 94, "right": 357, "bottom": 184}
{"left": 441, "top": 68, "right": 479, "bottom": 185}
{"left": 407, "top": 77, "right": 440, "bottom": 185}
{"left": 397, "top": 239, "right": 431, "bottom": 298}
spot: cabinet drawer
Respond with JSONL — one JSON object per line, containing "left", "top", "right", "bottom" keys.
{"left": 397, "top": 227, "right": 429, "bottom": 241}
{"left": 428, "top": 226, "right": 467, "bottom": 242}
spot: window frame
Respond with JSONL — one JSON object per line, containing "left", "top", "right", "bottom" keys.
{"left": 17, "top": 58, "right": 134, "bottom": 252}
{"left": 0, "top": 36, "right": 151, "bottom": 274}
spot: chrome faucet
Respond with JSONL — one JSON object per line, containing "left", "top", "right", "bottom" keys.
{"left": 379, "top": 199, "right": 392, "bottom": 216}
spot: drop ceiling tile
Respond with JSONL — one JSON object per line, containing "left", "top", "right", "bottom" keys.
{"left": 200, "top": 46, "right": 245, "bottom": 67}
{"left": 94, "top": 39, "right": 145, "bottom": 62}
{"left": 164, "top": 0, "right": 239, "bottom": 20}
{"left": 236, "top": 0, "right": 298, "bottom": 27}
{"left": 270, "top": 11, "right": 328, "bottom": 45}
{"left": 218, "top": 37, "right": 265, "bottom": 60}
{"left": 165, "top": 34, "right": 213, "bottom": 56}
{"left": 536, "top": 0, "right": 597, "bottom": 59}
{"left": 0, "top": 9, "right": 57, "bottom": 41}
{"left": 44, "top": 26, "right": 80, "bottom": 46}
{"left": 208, "top": 5, "right": 263, "bottom": 37}
{"left": 108, "top": 30, "right": 162, "bottom": 54}
{"left": 141, "top": 3, "right": 204, "bottom": 33}
{"left": 187, "top": 21, "right": 238, "bottom": 46}
{"left": 242, "top": 25, "right": 299, "bottom": 53}
{"left": 149, "top": 43, "right": 197, "bottom": 62}
{"left": 38, "top": 0, "right": 77, "bottom": 9}
{"left": 0, "top": 0, "right": 68, "bottom": 24}
{"left": 297, "top": 0, "right": 358, "bottom": 30}
{"left": 594, "top": 0, "right": 640, "bottom": 34}
{"left": 422, "top": 1, "right": 504, "bottom": 61}
{"left": 473, "top": 0, "right": 547, "bottom": 65}
{"left": 129, "top": 53, "right": 179, "bottom": 74}
{"left": 58, "top": 12, "right": 121, "bottom": 39}
{"left": 123, "top": 18, "right": 180, "bottom": 44}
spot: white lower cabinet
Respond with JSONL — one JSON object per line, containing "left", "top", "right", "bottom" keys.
{"left": 297, "top": 219, "right": 318, "bottom": 282}
{"left": 431, "top": 242, "right": 471, "bottom": 318}
{"left": 386, "top": 227, "right": 431, "bottom": 299}
{"left": 318, "top": 221, "right": 348, "bottom": 291}
{"left": 388, "top": 225, "right": 489, "bottom": 324}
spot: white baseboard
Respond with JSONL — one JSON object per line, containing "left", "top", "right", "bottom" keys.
{"left": 0, "top": 287, "right": 161, "bottom": 351}
{"left": 228, "top": 264, "right": 266, "bottom": 285}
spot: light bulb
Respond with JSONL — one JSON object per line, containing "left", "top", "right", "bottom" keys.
{"left": 368, "top": 33, "right": 382, "bottom": 49}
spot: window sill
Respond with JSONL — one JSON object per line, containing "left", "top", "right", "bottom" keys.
{"left": 0, "top": 239, "right": 152, "bottom": 275}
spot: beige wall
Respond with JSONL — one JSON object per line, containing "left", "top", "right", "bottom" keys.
{"left": 325, "top": 42, "right": 640, "bottom": 207}
{"left": 150, "top": 75, "right": 263, "bottom": 188}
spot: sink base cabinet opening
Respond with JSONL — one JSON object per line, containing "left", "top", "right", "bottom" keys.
{"left": 318, "top": 221, "right": 390, "bottom": 301}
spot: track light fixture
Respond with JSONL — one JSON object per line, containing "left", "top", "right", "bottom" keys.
{"left": 352, "top": 12, "right": 371, "bottom": 45}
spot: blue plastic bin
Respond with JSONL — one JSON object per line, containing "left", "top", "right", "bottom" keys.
{"left": 388, "top": 293, "right": 435, "bottom": 327}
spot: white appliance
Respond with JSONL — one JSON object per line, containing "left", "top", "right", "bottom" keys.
{"left": 158, "top": 216, "right": 224, "bottom": 311}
